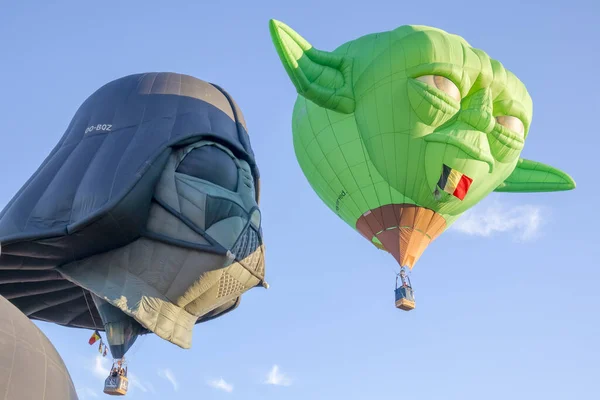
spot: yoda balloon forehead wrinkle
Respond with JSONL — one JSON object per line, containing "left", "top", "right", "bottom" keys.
{"left": 269, "top": 19, "right": 575, "bottom": 272}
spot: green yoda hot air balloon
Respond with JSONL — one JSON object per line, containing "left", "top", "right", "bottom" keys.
{"left": 269, "top": 19, "right": 575, "bottom": 310}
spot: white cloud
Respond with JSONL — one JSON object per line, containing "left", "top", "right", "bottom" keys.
{"left": 208, "top": 378, "right": 233, "bottom": 393}
{"left": 451, "top": 201, "right": 543, "bottom": 241}
{"left": 76, "top": 386, "right": 98, "bottom": 399}
{"left": 129, "top": 372, "right": 152, "bottom": 393}
{"left": 264, "top": 365, "right": 292, "bottom": 386}
{"left": 89, "top": 355, "right": 110, "bottom": 379}
{"left": 158, "top": 368, "right": 178, "bottom": 391}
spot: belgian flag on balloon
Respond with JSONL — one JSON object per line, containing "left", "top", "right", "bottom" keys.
{"left": 88, "top": 330, "right": 101, "bottom": 345}
{"left": 436, "top": 164, "right": 473, "bottom": 200}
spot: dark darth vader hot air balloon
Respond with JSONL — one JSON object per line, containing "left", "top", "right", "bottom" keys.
{"left": 0, "top": 72, "right": 267, "bottom": 394}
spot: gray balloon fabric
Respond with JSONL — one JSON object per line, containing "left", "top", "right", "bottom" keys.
{"left": 0, "top": 295, "right": 79, "bottom": 400}
{"left": 91, "top": 294, "right": 144, "bottom": 359}
{"left": 0, "top": 72, "right": 266, "bottom": 356}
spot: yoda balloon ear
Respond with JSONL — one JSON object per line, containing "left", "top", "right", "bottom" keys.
{"left": 269, "top": 19, "right": 355, "bottom": 114}
{"left": 495, "top": 158, "right": 576, "bottom": 192}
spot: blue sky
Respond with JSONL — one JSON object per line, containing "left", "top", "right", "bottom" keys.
{"left": 1, "top": 0, "right": 599, "bottom": 399}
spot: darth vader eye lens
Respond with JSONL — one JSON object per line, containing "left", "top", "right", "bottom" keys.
{"left": 416, "top": 75, "right": 461, "bottom": 102}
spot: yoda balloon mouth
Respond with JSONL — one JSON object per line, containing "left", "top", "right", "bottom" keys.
{"left": 269, "top": 19, "right": 575, "bottom": 269}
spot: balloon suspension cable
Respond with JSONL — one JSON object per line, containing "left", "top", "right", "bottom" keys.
{"left": 82, "top": 289, "right": 109, "bottom": 357}
{"left": 82, "top": 289, "right": 98, "bottom": 330}
{"left": 397, "top": 266, "right": 413, "bottom": 289}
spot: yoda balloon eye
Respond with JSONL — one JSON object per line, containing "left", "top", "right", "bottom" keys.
{"left": 496, "top": 115, "right": 525, "bottom": 135}
{"left": 416, "top": 75, "right": 461, "bottom": 102}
